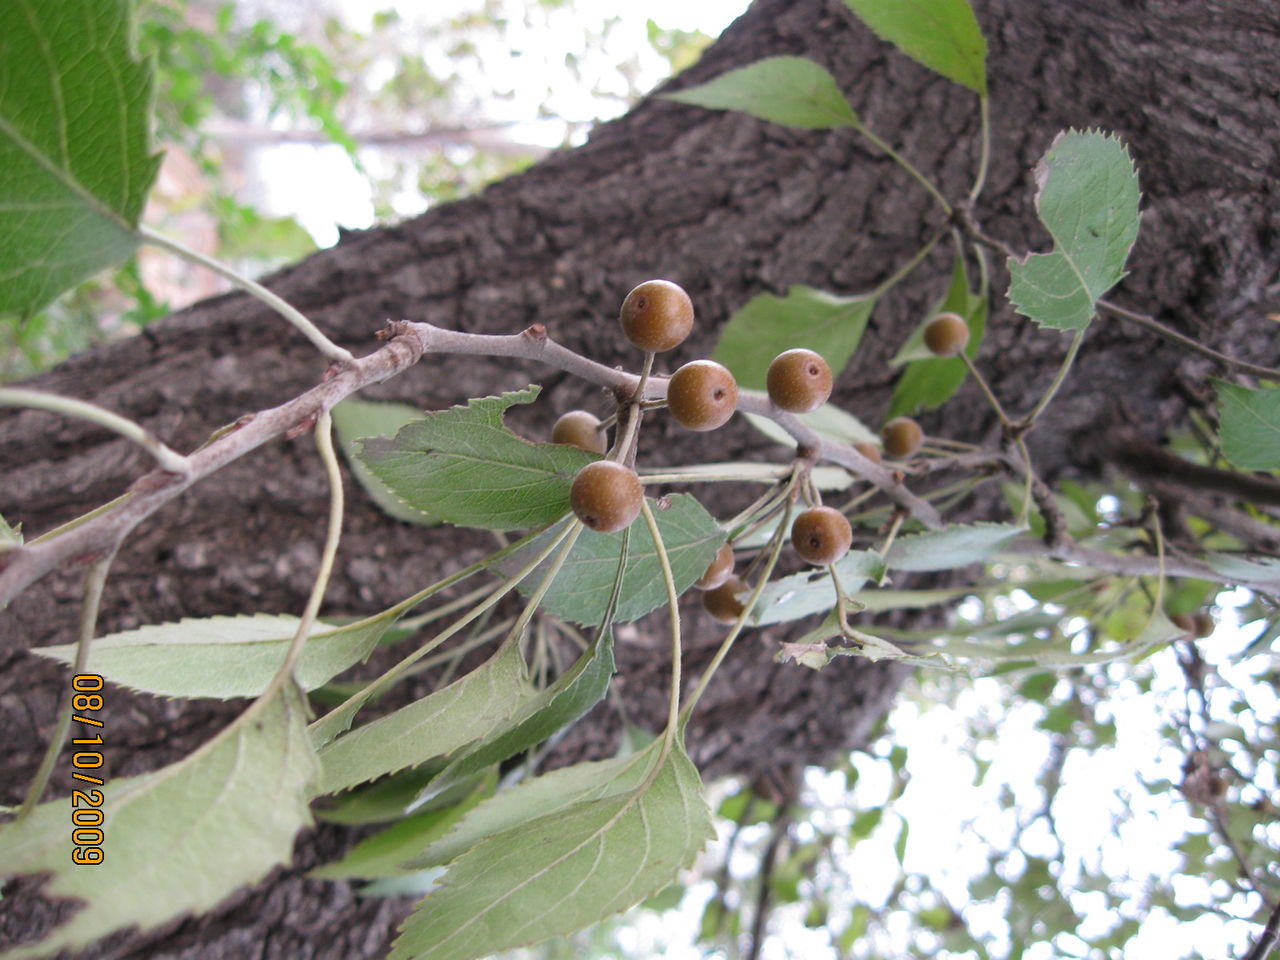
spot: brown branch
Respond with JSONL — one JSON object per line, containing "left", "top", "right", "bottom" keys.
{"left": 1108, "top": 432, "right": 1280, "bottom": 509}
{"left": 1245, "top": 898, "right": 1280, "bottom": 960}
{"left": 0, "top": 320, "right": 944, "bottom": 609}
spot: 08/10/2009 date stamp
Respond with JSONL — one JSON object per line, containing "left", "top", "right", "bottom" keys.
{"left": 68, "top": 674, "right": 106, "bottom": 865}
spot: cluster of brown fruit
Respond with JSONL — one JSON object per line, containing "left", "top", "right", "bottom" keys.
{"left": 556, "top": 282, "right": 963, "bottom": 625}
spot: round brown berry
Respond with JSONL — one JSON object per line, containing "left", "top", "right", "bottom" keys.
{"left": 853, "top": 441, "right": 882, "bottom": 464}
{"left": 923, "top": 312, "right": 970, "bottom": 357}
{"left": 766, "top": 348, "right": 833, "bottom": 413}
{"left": 791, "top": 506, "right": 853, "bottom": 565}
{"left": 1171, "top": 613, "right": 1195, "bottom": 635}
{"left": 702, "top": 575, "right": 749, "bottom": 624}
{"left": 881, "top": 416, "right": 923, "bottom": 459}
{"left": 695, "top": 543, "right": 735, "bottom": 591}
{"left": 570, "top": 460, "right": 643, "bottom": 533}
{"left": 1192, "top": 613, "right": 1216, "bottom": 637}
{"left": 551, "top": 410, "right": 607, "bottom": 454}
{"left": 667, "top": 360, "right": 738, "bottom": 432}
{"left": 619, "top": 279, "right": 694, "bottom": 353}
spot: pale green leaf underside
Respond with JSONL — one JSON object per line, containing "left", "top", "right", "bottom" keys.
{"left": 0, "top": 510, "right": 20, "bottom": 547}
{"left": 843, "top": 0, "right": 988, "bottom": 94}
{"left": 495, "top": 497, "right": 724, "bottom": 626}
{"left": 0, "top": 683, "right": 317, "bottom": 959}
{"left": 1007, "top": 130, "right": 1140, "bottom": 330}
{"left": 34, "top": 612, "right": 395, "bottom": 699}
{"left": 1206, "top": 553, "right": 1280, "bottom": 583}
{"left": 751, "top": 550, "right": 887, "bottom": 626}
{"left": 413, "top": 748, "right": 656, "bottom": 870}
{"left": 1215, "top": 380, "right": 1280, "bottom": 471}
{"left": 358, "top": 387, "right": 597, "bottom": 531}
{"left": 744, "top": 402, "right": 879, "bottom": 450}
{"left": 886, "top": 523, "right": 1024, "bottom": 571}
{"left": 318, "top": 639, "right": 537, "bottom": 795}
{"left": 332, "top": 397, "right": 435, "bottom": 525}
{"left": 712, "top": 285, "right": 876, "bottom": 389}
{"left": 389, "top": 742, "right": 712, "bottom": 960}
{"left": 662, "top": 56, "right": 859, "bottom": 129}
{"left": 0, "top": 0, "right": 162, "bottom": 315}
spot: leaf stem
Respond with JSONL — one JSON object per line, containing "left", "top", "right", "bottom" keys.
{"left": 18, "top": 550, "right": 117, "bottom": 820}
{"left": 968, "top": 95, "right": 992, "bottom": 203}
{"left": 267, "top": 411, "right": 344, "bottom": 693}
{"left": 680, "top": 480, "right": 795, "bottom": 726}
{"left": 0, "top": 388, "right": 190, "bottom": 475}
{"left": 856, "top": 125, "right": 953, "bottom": 217}
{"left": 1025, "top": 329, "right": 1085, "bottom": 425}
{"left": 139, "top": 224, "right": 354, "bottom": 364}
{"left": 958, "top": 352, "right": 1012, "bottom": 430}
{"left": 870, "top": 228, "right": 947, "bottom": 300}
{"left": 640, "top": 499, "right": 683, "bottom": 744}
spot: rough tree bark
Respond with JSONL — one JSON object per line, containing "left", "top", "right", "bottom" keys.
{"left": 2, "top": 0, "right": 1277, "bottom": 956}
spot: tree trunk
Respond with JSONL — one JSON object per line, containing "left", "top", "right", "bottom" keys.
{"left": 2, "top": 0, "right": 1277, "bottom": 956}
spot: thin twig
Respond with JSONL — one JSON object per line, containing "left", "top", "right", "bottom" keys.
{"left": 1098, "top": 299, "right": 1280, "bottom": 381}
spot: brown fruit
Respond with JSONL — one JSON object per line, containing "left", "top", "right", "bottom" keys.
{"left": 695, "top": 543, "right": 735, "bottom": 591}
{"left": 569, "top": 460, "right": 643, "bottom": 533}
{"left": 791, "top": 505, "right": 853, "bottom": 565}
{"left": 1193, "top": 613, "right": 1216, "bottom": 637}
{"left": 619, "top": 279, "right": 694, "bottom": 353}
{"left": 881, "top": 416, "right": 923, "bottom": 459}
{"left": 1171, "top": 613, "right": 1195, "bottom": 635}
{"left": 923, "top": 312, "right": 970, "bottom": 357}
{"left": 667, "top": 360, "right": 739, "bottom": 431}
{"left": 766, "top": 348, "right": 833, "bottom": 413}
{"left": 551, "top": 410, "right": 607, "bottom": 454}
{"left": 853, "top": 441, "right": 882, "bottom": 464}
{"left": 703, "top": 575, "right": 749, "bottom": 624}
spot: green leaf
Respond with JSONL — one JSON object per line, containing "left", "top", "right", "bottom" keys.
{"left": 0, "top": 0, "right": 163, "bottom": 315}
{"left": 712, "top": 286, "right": 876, "bottom": 389}
{"left": 425, "top": 625, "right": 618, "bottom": 796}
{"left": 318, "top": 638, "right": 537, "bottom": 795}
{"left": 310, "top": 782, "right": 491, "bottom": 880}
{"left": 0, "top": 510, "right": 20, "bottom": 548}
{"left": 0, "top": 682, "right": 316, "bottom": 959}
{"left": 332, "top": 397, "right": 434, "bottom": 524}
{"left": 752, "top": 550, "right": 886, "bottom": 626}
{"left": 886, "top": 523, "right": 1023, "bottom": 571}
{"left": 496, "top": 498, "right": 724, "bottom": 626}
{"left": 888, "top": 253, "right": 988, "bottom": 417}
{"left": 1206, "top": 552, "right": 1280, "bottom": 584}
{"left": 744, "top": 402, "right": 879, "bottom": 450}
{"left": 1215, "top": 380, "right": 1280, "bottom": 471}
{"left": 843, "top": 0, "right": 987, "bottom": 94}
{"left": 411, "top": 745, "right": 660, "bottom": 870}
{"left": 33, "top": 612, "right": 396, "bottom": 699}
{"left": 1007, "top": 130, "right": 1141, "bottom": 330}
{"left": 662, "top": 56, "right": 859, "bottom": 129}
{"left": 358, "top": 387, "right": 597, "bottom": 531}
{"left": 388, "top": 740, "right": 712, "bottom": 960}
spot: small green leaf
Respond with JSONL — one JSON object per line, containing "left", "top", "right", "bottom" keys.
{"left": 662, "top": 56, "right": 859, "bottom": 129}
{"left": 388, "top": 740, "right": 712, "bottom": 960}
{"left": 0, "top": 0, "right": 164, "bottom": 316}
{"left": 33, "top": 612, "right": 396, "bottom": 699}
{"left": 358, "top": 388, "right": 597, "bottom": 531}
{"left": 713, "top": 285, "right": 875, "bottom": 389}
{"left": 886, "top": 523, "right": 1023, "bottom": 571}
{"left": 0, "top": 682, "right": 317, "bottom": 959}
{"left": 888, "top": 253, "right": 987, "bottom": 417}
{"left": 744, "top": 402, "right": 879, "bottom": 450}
{"left": 496, "top": 498, "right": 724, "bottom": 626}
{"left": 318, "top": 639, "right": 537, "bottom": 795}
{"left": 332, "top": 397, "right": 434, "bottom": 524}
{"left": 1007, "top": 130, "right": 1141, "bottom": 330}
{"left": 1215, "top": 380, "right": 1280, "bottom": 471}
{"left": 843, "top": 0, "right": 987, "bottom": 94}
{"left": 752, "top": 550, "right": 886, "bottom": 626}
{"left": 0, "top": 510, "right": 20, "bottom": 548}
